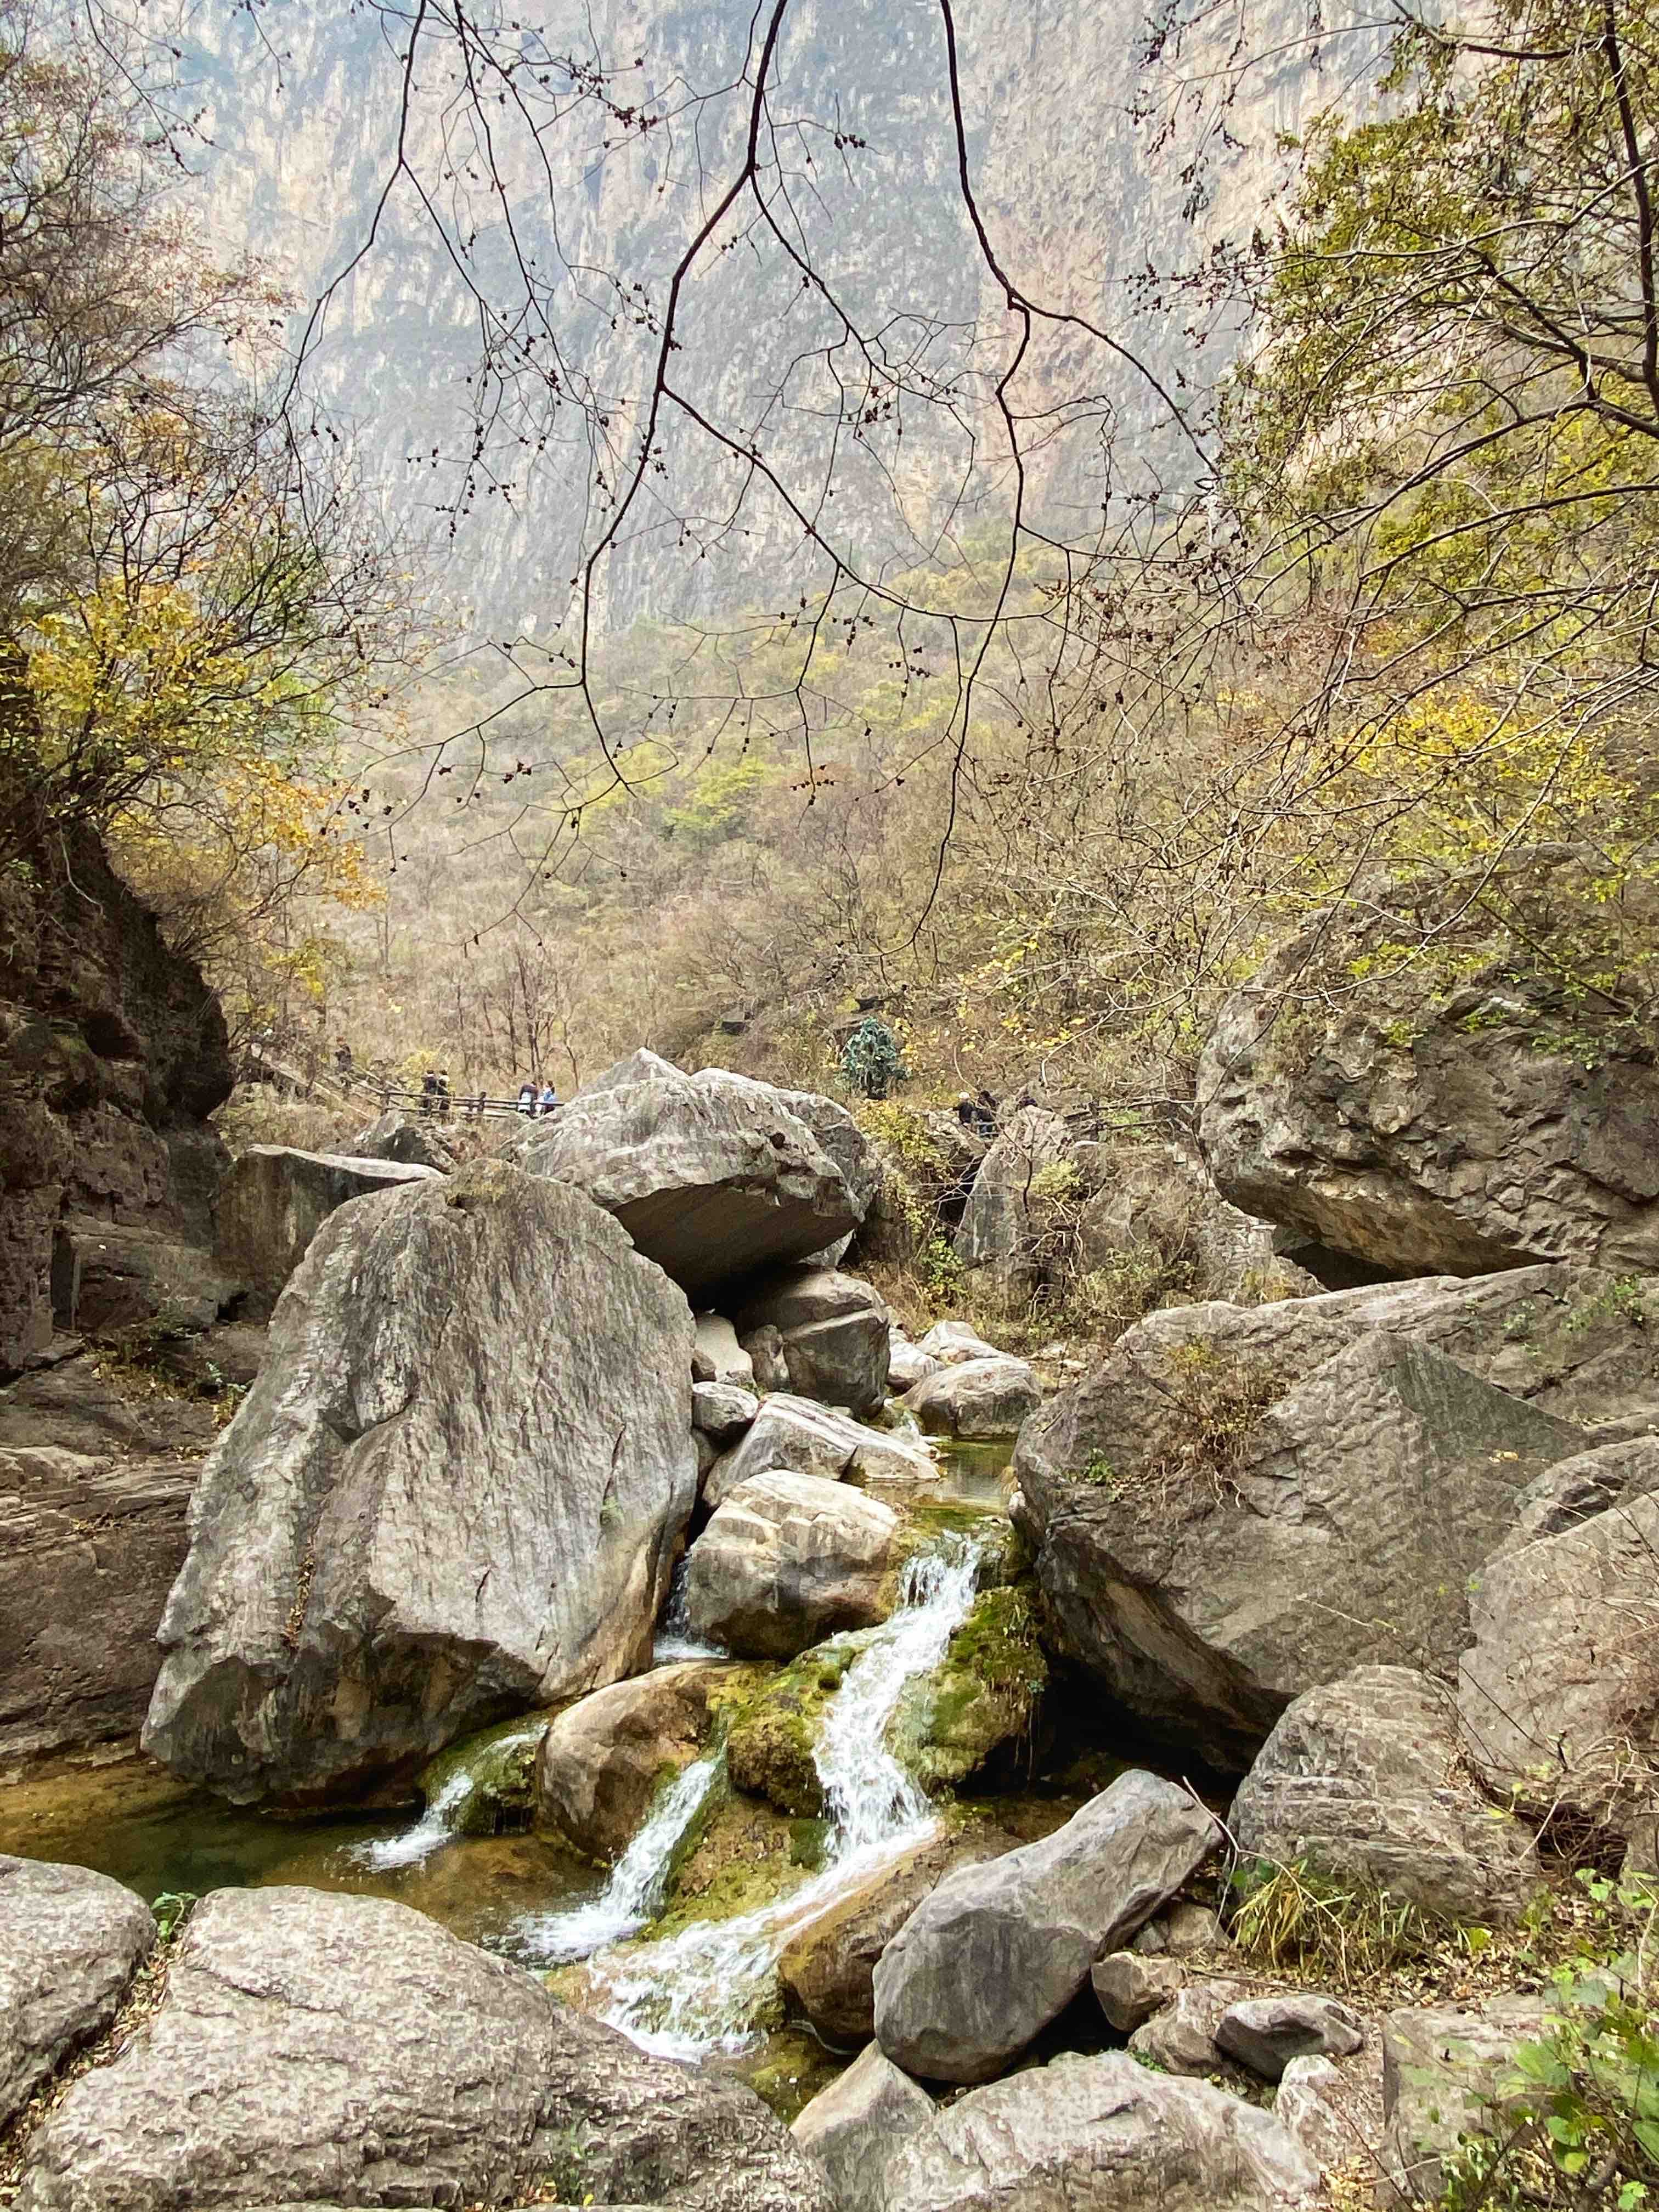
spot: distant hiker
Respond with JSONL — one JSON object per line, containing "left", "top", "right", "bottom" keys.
{"left": 539, "top": 1081, "right": 559, "bottom": 1116}
{"left": 517, "top": 1081, "right": 537, "bottom": 1116}
{"left": 420, "top": 1071, "right": 441, "bottom": 1118}
{"left": 334, "top": 1040, "right": 353, "bottom": 1076}
{"left": 436, "top": 1070, "right": 452, "bottom": 1118}
{"left": 957, "top": 1089, "right": 996, "bottom": 1139}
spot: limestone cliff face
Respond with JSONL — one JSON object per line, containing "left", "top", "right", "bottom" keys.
{"left": 187, "top": 0, "right": 1373, "bottom": 632}
{"left": 0, "top": 821, "right": 233, "bottom": 1372}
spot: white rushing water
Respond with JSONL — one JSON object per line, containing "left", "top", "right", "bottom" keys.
{"left": 349, "top": 1727, "right": 543, "bottom": 1871}
{"left": 570, "top": 1534, "right": 983, "bottom": 2059}
{"left": 512, "top": 1747, "right": 725, "bottom": 1963}
{"left": 652, "top": 1557, "right": 724, "bottom": 1664}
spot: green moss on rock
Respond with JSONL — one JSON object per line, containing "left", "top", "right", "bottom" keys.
{"left": 415, "top": 1713, "right": 548, "bottom": 1836}
{"left": 887, "top": 1582, "right": 1049, "bottom": 1793}
{"left": 724, "top": 1633, "right": 871, "bottom": 1816}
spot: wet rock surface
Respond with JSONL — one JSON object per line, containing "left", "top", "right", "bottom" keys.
{"left": 535, "top": 1660, "right": 739, "bottom": 1860}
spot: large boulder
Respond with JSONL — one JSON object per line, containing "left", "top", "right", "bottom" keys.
{"left": 792, "top": 2041, "right": 934, "bottom": 2212}
{"left": 1459, "top": 1491, "right": 1659, "bottom": 1853}
{"left": 349, "top": 1108, "right": 457, "bottom": 1172}
{"left": 1012, "top": 1300, "right": 1583, "bottom": 1767}
{"left": 685, "top": 1472, "right": 900, "bottom": 1661}
{"left": 1, "top": 1857, "right": 155, "bottom": 2134}
{"left": 876, "top": 2050, "right": 1319, "bottom": 2212}
{"left": 1381, "top": 1996, "right": 1545, "bottom": 2203}
{"left": 535, "top": 1660, "right": 739, "bottom": 1860}
{"left": 142, "top": 1163, "right": 697, "bottom": 1805}
{"left": 734, "top": 1267, "right": 890, "bottom": 1418}
{"left": 1076, "top": 1141, "right": 1318, "bottom": 1307}
{"left": 704, "top": 1392, "right": 933, "bottom": 1510}
{"left": 215, "top": 1146, "right": 439, "bottom": 1310}
{"left": 902, "top": 1356, "right": 1040, "bottom": 1440}
{"left": 0, "top": 1446, "right": 195, "bottom": 1763}
{"left": 953, "top": 1106, "right": 1074, "bottom": 1308}
{"left": 10, "top": 1886, "right": 834, "bottom": 2212}
{"left": 778, "top": 1829, "right": 1018, "bottom": 2045}
{"left": 516, "top": 1069, "right": 860, "bottom": 1297}
{"left": 872, "top": 1770, "right": 1220, "bottom": 2083}
{"left": 1198, "top": 891, "right": 1659, "bottom": 1277}
{"left": 1231, "top": 1667, "right": 1541, "bottom": 1923}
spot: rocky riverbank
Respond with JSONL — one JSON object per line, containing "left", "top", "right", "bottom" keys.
{"left": 2, "top": 1028, "right": 1656, "bottom": 2210}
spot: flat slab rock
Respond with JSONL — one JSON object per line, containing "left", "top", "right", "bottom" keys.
{"left": 11, "top": 1886, "right": 833, "bottom": 2212}
{"left": 0, "top": 1856, "right": 155, "bottom": 2135}
{"left": 876, "top": 2049, "right": 1319, "bottom": 2212}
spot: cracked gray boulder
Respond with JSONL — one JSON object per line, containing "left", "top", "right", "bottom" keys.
{"left": 873, "top": 1769, "right": 1220, "bottom": 2084}
{"left": 1230, "top": 1667, "right": 1541, "bottom": 1923}
{"left": 214, "top": 1145, "right": 440, "bottom": 1310}
{"left": 703, "top": 1392, "right": 933, "bottom": 1510}
{"left": 793, "top": 2042, "right": 934, "bottom": 2212}
{"left": 1012, "top": 1299, "right": 1582, "bottom": 1767}
{"left": 734, "top": 1266, "right": 891, "bottom": 1418}
{"left": 143, "top": 1161, "right": 696, "bottom": 1805}
{"left": 953, "top": 1106, "right": 1074, "bottom": 1309}
{"left": 1, "top": 1857, "right": 155, "bottom": 2134}
{"left": 12, "top": 1886, "right": 834, "bottom": 2212}
{"left": 1459, "top": 1490, "right": 1659, "bottom": 1853}
{"left": 902, "top": 1355, "right": 1040, "bottom": 1440}
{"left": 535, "top": 1659, "right": 737, "bottom": 1860}
{"left": 685, "top": 1470, "right": 901, "bottom": 1660}
{"left": 876, "top": 2050, "right": 1318, "bottom": 2212}
{"left": 1197, "top": 893, "right": 1659, "bottom": 1277}
{"left": 517, "top": 1065, "right": 863, "bottom": 1297}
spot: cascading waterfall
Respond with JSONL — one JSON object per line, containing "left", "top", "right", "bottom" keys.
{"left": 351, "top": 1770, "right": 479, "bottom": 1872}
{"left": 351, "top": 1726, "right": 543, "bottom": 1872}
{"left": 512, "top": 1746, "right": 725, "bottom": 1963}
{"left": 574, "top": 1533, "right": 983, "bottom": 2059}
{"left": 652, "top": 1556, "right": 722, "bottom": 1664}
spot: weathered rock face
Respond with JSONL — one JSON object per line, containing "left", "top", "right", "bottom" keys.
{"left": 0, "top": 1855, "right": 155, "bottom": 2133}
{"left": 215, "top": 1146, "right": 439, "bottom": 1311}
{"left": 0, "top": 1446, "right": 195, "bottom": 1763}
{"left": 1077, "top": 1141, "right": 1319, "bottom": 1306}
{"left": 693, "top": 1311, "right": 757, "bottom": 1389}
{"left": 143, "top": 1163, "right": 697, "bottom": 1804}
{"left": 49, "top": 1216, "right": 244, "bottom": 1339}
{"left": 1275, "top": 2055, "right": 1349, "bottom": 2172}
{"left": 1092, "top": 1949, "right": 1185, "bottom": 2032}
{"left": 953, "top": 1107, "right": 1073, "bottom": 1307}
{"left": 516, "top": 1069, "right": 860, "bottom": 1297}
{"left": 903, "top": 1356, "right": 1041, "bottom": 1440}
{"left": 792, "top": 2042, "right": 934, "bottom": 2212}
{"left": 1127, "top": 1979, "right": 1251, "bottom": 2075}
{"left": 703, "top": 1392, "right": 933, "bottom": 1510}
{"left": 1, "top": 822, "right": 233, "bottom": 1373}
{"left": 1215, "top": 1994, "right": 1364, "bottom": 2081}
{"left": 873, "top": 1770, "right": 1220, "bottom": 2083}
{"left": 1382, "top": 1997, "right": 1545, "bottom": 2203}
{"left": 1198, "top": 898, "right": 1659, "bottom": 1277}
{"left": 876, "top": 2050, "right": 1319, "bottom": 2212}
{"left": 11, "top": 1886, "right": 835, "bottom": 2212}
{"left": 888, "top": 1333, "right": 941, "bottom": 1391}
{"left": 1459, "top": 1492, "right": 1659, "bottom": 1851}
{"left": 685, "top": 1471, "right": 900, "bottom": 1660}
{"left": 692, "top": 1381, "right": 758, "bottom": 1446}
{"left": 349, "top": 1107, "right": 458, "bottom": 1172}
{"left": 1231, "top": 1667, "right": 1541, "bottom": 1923}
{"left": 1013, "top": 1300, "right": 1582, "bottom": 1767}
{"left": 918, "top": 1321, "right": 1006, "bottom": 1367}
{"left": 535, "top": 1660, "right": 738, "bottom": 1860}
{"left": 777, "top": 1830, "right": 1017, "bottom": 2045}
{"left": 735, "top": 1266, "right": 891, "bottom": 1418}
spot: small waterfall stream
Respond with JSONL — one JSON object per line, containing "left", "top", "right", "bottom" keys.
{"left": 350, "top": 1726, "right": 543, "bottom": 1872}
{"left": 543, "top": 1534, "right": 981, "bottom": 2059}
{"left": 513, "top": 1747, "right": 725, "bottom": 1963}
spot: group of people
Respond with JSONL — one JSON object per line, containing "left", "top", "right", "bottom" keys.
{"left": 516, "top": 1080, "right": 561, "bottom": 1118}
